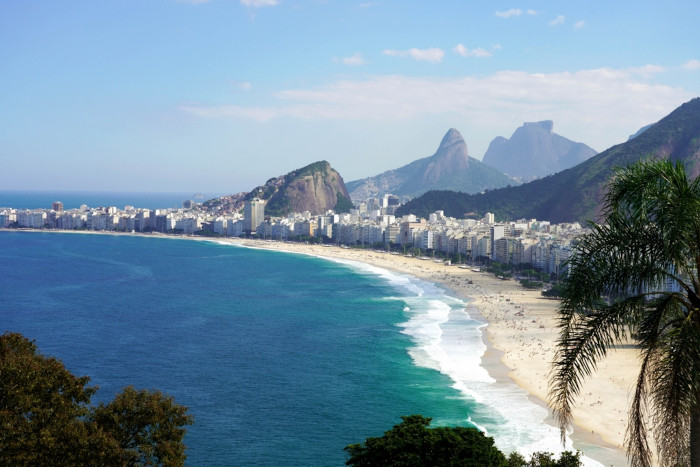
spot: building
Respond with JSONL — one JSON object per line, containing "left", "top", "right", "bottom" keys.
{"left": 244, "top": 198, "right": 265, "bottom": 234}
{"left": 52, "top": 201, "right": 63, "bottom": 212}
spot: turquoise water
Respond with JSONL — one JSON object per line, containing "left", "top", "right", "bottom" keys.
{"left": 0, "top": 230, "right": 607, "bottom": 465}
{"left": 0, "top": 232, "right": 485, "bottom": 465}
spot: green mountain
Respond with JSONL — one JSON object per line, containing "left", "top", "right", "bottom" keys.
{"left": 346, "top": 128, "right": 517, "bottom": 201}
{"left": 396, "top": 98, "right": 700, "bottom": 223}
{"left": 204, "top": 161, "right": 353, "bottom": 216}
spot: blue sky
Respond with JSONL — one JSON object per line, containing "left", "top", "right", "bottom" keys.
{"left": 2, "top": 0, "right": 699, "bottom": 193}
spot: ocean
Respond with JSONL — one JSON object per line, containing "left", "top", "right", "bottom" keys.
{"left": 0, "top": 191, "right": 608, "bottom": 466}
{"left": 0, "top": 190, "right": 224, "bottom": 210}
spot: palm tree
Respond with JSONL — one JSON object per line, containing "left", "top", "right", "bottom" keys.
{"left": 549, "top": 160, "right": 700, "bottom": 467}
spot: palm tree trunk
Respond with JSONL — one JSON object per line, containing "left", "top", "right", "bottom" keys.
{"left": 692, "top": 403, "right": 700, "bottom": 466}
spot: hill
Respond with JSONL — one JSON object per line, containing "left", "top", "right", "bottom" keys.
{"left": 204, "top": 161, "right": 353, "bottom": 216}
{"left": 346, "top": 128, "right": 517, "bottom": 201}
{"left": 396, "top": 98, "right": 700, "bottom": 223}
{"left": 481, "top": 120, "right": 597, "bottom": 180}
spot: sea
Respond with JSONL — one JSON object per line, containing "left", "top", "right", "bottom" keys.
{"left": 0, "top": 192, "right": 612, "bottom": 466}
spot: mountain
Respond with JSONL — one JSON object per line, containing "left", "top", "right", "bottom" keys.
{"left": 396, "top": 98, "right": 700, "bottom": 224}
{"left": 204, "top": 161, "right": 353, "bottom": 216}
{"left": 481, "top": 120, "right": 597, "bottom": 180}
{"left": 346, "top": 128, "right": 517, "bottom": 201}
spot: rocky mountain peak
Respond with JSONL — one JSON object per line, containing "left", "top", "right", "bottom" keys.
{"left": 423, "top": 128, "right": 469, "bottom": 183}
{"left": 482, "top": 120, "right": 596, "bottom": 180}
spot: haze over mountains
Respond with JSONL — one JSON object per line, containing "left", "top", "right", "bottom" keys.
{"left": 346, "top": 129, "right": 516, "bottom": 201}
{"left": 397, "top": 98, "right": 700, "bottom": 224}
{"left": 481, "top": 121, "right": 597, "bottom": 180}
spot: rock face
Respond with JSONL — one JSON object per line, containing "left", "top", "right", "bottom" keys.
{"left": 397, "top": 98, "right": 700, "bottom": 224}
{"left": 204, "top": 161, "right": 352, "bottom": 216}
{"left": 281, "top": 162, "right": 352, "bottom": 215}
{"left": 481, "top": 121, "right": 597, "bottom": 180}
{"left": 346, "top": 128, "right": 515, "bottom": 201}
{"left": 255, "top": 161, "right": 352, "bottom": 216}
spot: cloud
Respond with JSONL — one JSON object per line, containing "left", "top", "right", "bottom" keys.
{"left": 181, "top": 67, "right": 694, "bottom": 152}
{"left": 526, "top": 9, "right": 537, "bottom": 15}
{"left": 240, "top": 0, "right": 279, "bottom": 7}
{"left": 334, "top": 53, "right": 367, "bottom": 66}
{"left": 233, "top": 81, "right": 253, "bottom": 91}
{"left": 549, "top": 15, "right": 565, "bottom": 26}
{"left": 682, "top": 59, "right": 700, "bottom": 70}
{"left": 383, "top": 47, "right": 445, "bottom": 63}
{"left": 495, "top": 9, "right": 522, "bottom": 18}
{"left": 453, "top": 44, "right": 492, "bottom": 58}
{"left": 573, "top": 20, "right": 585, "bottom": 30}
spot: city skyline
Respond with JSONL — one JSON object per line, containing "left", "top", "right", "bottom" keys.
{"left": 2, "top": 0, "right": 699, "bottom": 193}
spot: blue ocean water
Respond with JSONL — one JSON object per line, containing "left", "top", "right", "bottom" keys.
{"left": 0, "top": 190, "right": 224, "bottom": 210}
{"left": 0, "top": 231, "right": 497, "bottom": 465}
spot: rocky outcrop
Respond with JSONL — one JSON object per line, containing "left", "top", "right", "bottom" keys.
{"left": 347, "top": 128, "right": 515, "bottom": 201}
{"left": 481, "top": 121, "right": 597, "bottom": 180}
{"left": 203, "top": 161, "right": 352, "bottom": 216}
{"left": 280, "top": 162, "right": 352, "bottom": 215}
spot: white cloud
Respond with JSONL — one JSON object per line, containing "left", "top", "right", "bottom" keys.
{"left": 628, "top": 64, "right": 666, "bottom": 78}
{"left": 495, "top": 9, "right": 522, "bottom": 18}
{"left": 526, "top": 9, "right": 537, "bottom": 15}
{"left": 453, "top": 44, "right": 492, "bottom": 58}
{"left": 181, "top": 67, "right": 694, "bottom": 153}
{"left": 383, "top": 47, "right": 444, "bottom": 63}
{"left": 240, "top": 0, "right": 279, "bottom": 7}
{"left": 682, "top": 59, "right": 700, "bottom": 70}
{"left": 549, "top": 15, "right": 565, "bottom": 26}
{"left": 573, "top": 20, "right": 585, "bottom": 30}
{"left": 234, "top": 81, "right": 253, "bottom": 91}
{"left": 334, "top": 53, "right": 367, "bottom": 66}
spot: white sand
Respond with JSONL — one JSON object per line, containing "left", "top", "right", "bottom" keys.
{"left": 21, "top": 231, "right": 636, "bottom": 464}
{"left": 224, "top": 239, "right": 637, "bottom": 465}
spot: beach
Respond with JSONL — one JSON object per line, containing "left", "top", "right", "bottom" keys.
{"left": 8, "top": 230, "right": 634, "bottom": 465}
{"left": 225, "top": 238, "right": 636, "bottom": 465}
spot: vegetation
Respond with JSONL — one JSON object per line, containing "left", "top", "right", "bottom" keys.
{"left": 344, "top": 415, "right": 581, "bottom": 466}
{"left": 396, "top": 98, "right": 700, "bottom": 224}
{"left": 549, "top": 160, "right": 700, "bottom": 466}
{"left": 0, "top": 332, "right": 193, "bottom": 466}
{"left": 335, "top": 192, "right": 354, "bottom": 213}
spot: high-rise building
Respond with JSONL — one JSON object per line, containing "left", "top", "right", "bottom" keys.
{"left": 52, "top": 201, "right": 63, "bottom": 212}
{"left": 244, "top": 198, "right": 265, "bottom": 234}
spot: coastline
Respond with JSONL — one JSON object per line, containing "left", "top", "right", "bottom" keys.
{"left": 218, "top": 237, "right": 634, "bottom": 466}
{"left": 4, "top": 230, "right": 634, "bottom": 465}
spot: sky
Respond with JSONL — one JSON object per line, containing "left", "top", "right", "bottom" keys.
{"left": 2, "top": 0, "right": 700, "bottom": 194}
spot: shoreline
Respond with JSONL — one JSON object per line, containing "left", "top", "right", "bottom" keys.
{"left": 223, "top": 238, "right": 634, "bottom": 466}
{"left": 4, "top": 230, "right": 634, "bottom": 465}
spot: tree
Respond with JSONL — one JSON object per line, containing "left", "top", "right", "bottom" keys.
{"left": 549, "top": 160, "right": 700, "bottom": 466}
{"left": 344, "top": 415, "right": 507, "bottom": 466}
{"left": 0, "top": 332, "right": 193, "bottom": 466}
{"left": 92, "top": 387, "right": 192, "bottom": 466}
{"left": 344, "top": 415, "right": 581, "bottom": 467}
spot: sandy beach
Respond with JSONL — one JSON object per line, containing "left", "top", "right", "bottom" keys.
{"left": 17, "top": 230, "right": 634, "bottom": 464}
{"left": 221, "top": 238, "right": 636, "bottom": 465}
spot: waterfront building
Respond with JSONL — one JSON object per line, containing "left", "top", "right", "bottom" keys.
{"left": 243, "top": 198, "right": 265, "bottom": 234}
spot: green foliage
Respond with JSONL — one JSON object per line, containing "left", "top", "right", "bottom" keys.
{"left": 520, "top": 279, "right": 543, "bottom": 289}
{"left": 344, "top": 415, "right": 581, "bottom": 467}
{"left": 550, "top": 159, "right": 700, "bottom": 466}
{"left": 0, "top": 332, "right": 193, "bottom": 466}
{"left": 345, "top": 415, "right": 506, "bottom": 466}
{"left": 397, "top": 98, "right": 700, "bottom": 224}
{"left": 541, "top": 283, "right": 565, "bottom": 298}
{"left": 334, "top": 193, "right": 354, "bottom": 213}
